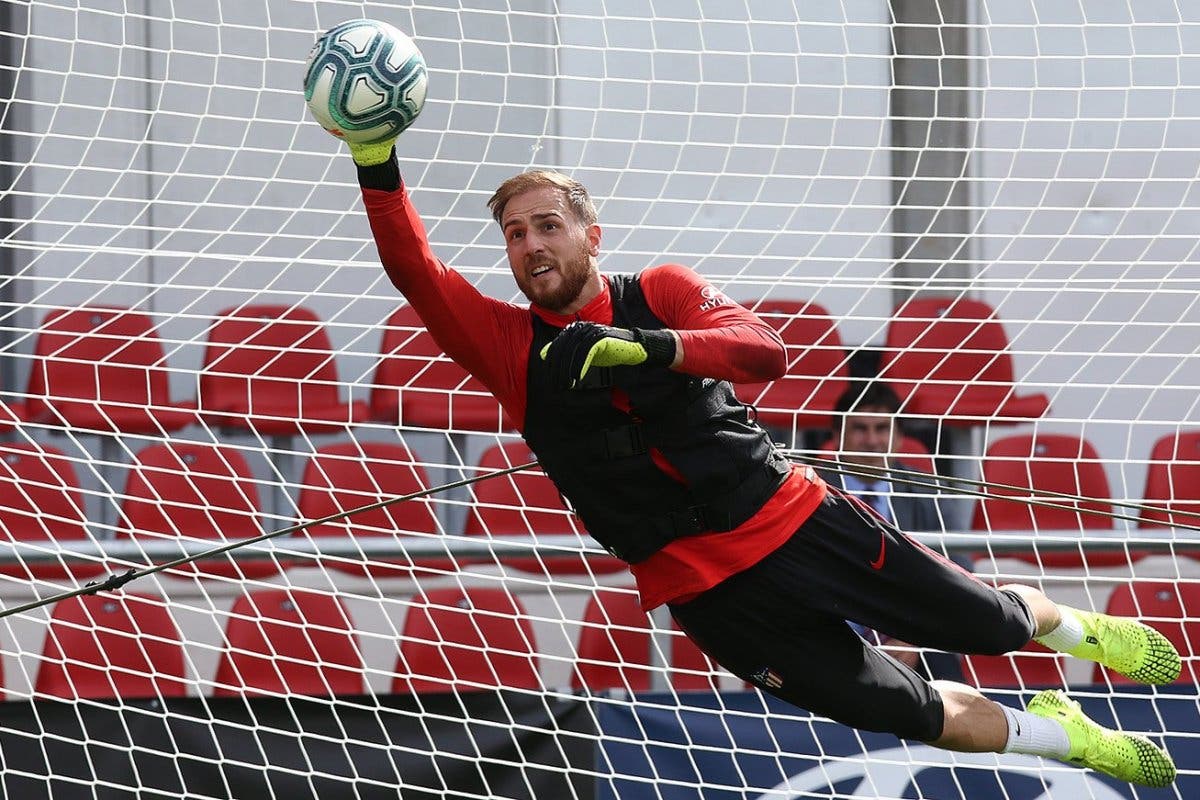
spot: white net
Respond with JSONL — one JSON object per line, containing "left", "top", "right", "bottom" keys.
{"left": 1, "top": 0, "right": 1198, "bottom": 798}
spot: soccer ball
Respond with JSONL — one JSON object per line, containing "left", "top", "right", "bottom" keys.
{"left": 303, "top": 19, "right": 427, "bottom": 144}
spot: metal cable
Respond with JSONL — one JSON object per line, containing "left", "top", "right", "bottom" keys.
{"left": 784, "top": 449, "right": 1200, "bottom": 534}
{"left": 0, "top": 459, "right": 540, "bottom": 620}
{"left": 7, "top": 445, "right": 1195, "bottom": 620}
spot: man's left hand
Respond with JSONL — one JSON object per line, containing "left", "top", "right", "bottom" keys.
{"left": 540, "top": 321, "right": 676, "bottom": 390}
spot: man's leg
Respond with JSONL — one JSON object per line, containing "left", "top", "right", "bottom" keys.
{"left": 964, "top": 582, "right": 1178, "bottom": 787}
{"left": 928, "top": 682, "right": 1008, "bottom": 751}
{"left": 1003, "top": 582, "right": 1181, "bottom": 684}
{"left": 811, "top": 502, "right": 1179, "bottom": 787}
{"left": 927, "top": 679, "right": 1176, "bottom": 789}
{"left": 674, "top": 496, "right": 1177, "bottom": 788}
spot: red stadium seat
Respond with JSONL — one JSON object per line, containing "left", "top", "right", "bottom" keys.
{"left": 971, "top": 434, "right": 1132, "bottom": 568}
{"left": 295, "top": 441, "right": 447, "bottom": 576}
{"left": 670, "top": 623, "right": 723, "bottom": 692}
{"left": 0, "top": 442, "right": 103, "bottom": 581}
{"left": 370, "top": 305, "right": 510, "bottom": 432}
{"left": 214, "top": 588, "right": 363, "bottom": 697}
{"left": 571, "top": 590, "right": 725, "bottom": 693}
{"left": 0, "top": 398, "right": 23, "bottom": 433}
{"left": 572, "top": 590, "right": 654, "bottom": 692}
{"left": 117, "top": 442, "right": 281, "bottom": 579}
{"left": 36, "top": 593, "right": 187, "bottom": 700}
{"left": 198, "top": 305, "right": 367, "bottom": 435}
{"left": 392, "top": 587, "right": 540, "bottom": 695}
{"left": 463, "top": 442, "right": 623, "bottom": 576}
{"left": 963, "top": 641, "right": 1066, "bottom": 689}
{"left": 1139, "top": 431, "right": 1200, "bottom": 533}
{"left": 735, "top": 300, "right": 850, "bottom": 431}
{"left": 818, "top": 434, "right": 937, "bottom": 477}
{"left": 878, "top": 297, "right": 1049, "bottom": 426}
{"left": 21, "top": 307, "right": 196, "bottom": 434}
{"left": 1095, "top": 581, "right": 1200, "bottom": 685}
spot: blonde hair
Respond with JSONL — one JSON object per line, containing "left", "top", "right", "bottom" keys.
{"left": 487, "top": 170, "right": 597, "bottom": 227}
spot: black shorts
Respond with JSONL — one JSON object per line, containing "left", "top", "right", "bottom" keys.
{"left": 668, "top": 487, "right": 1035, "bottom": 742}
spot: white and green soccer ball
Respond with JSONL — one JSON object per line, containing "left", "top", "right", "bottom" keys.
{"left": 303, "top": 19, "right": 428, "bottom": 144}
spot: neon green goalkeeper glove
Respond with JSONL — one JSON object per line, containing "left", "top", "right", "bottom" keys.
{"left": 540, "top": 321, "right": 677, "bottom": 390}
{"left": 348, "top": 139, "right": 397, "bottom": 167}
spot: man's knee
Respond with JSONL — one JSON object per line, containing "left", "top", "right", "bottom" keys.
{"left": 958, "top": 587, "right": 1038, "bottom": 656}
{"left": 895, "top": 692, "right": 946, "bottom": 742}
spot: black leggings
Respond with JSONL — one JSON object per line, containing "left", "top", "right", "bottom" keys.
{"left": 669, "top": 488, "right": 1035, "bottom": 742}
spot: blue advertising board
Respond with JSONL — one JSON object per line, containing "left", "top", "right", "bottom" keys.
{"left": 595, "top": 688, "right": 1197, "bottom": 799}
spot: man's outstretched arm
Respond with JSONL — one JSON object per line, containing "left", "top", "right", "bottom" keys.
{"left": 356, "top": 150, "right": 524, "bottom": 395}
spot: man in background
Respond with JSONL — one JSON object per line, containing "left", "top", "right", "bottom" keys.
{"left": 822, "top": 380, "right": 941, "bottom": 532}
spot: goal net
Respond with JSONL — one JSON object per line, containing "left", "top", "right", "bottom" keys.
{"left": 0, "top": 0, "right": 1197, "bottom": 797}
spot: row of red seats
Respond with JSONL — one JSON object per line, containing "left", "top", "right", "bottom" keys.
{"left": 23, "top": 579, "right": 1199, "bottom": 702}
{"left": 3, "top": 430, "right": 1199, "bottom": 582}
{"left": 972, "top": 431, "right": 1200, "bottom": 567}
{"left": 826, "top": 430, "right": 1200, "bottom": 565}
{"left": 0, "top": 305, "right": 505, "bottom": 437}
{"left": 738, "top": 296, "right": 1049, "bottom": 429}
{"left": 0, "top": 296, "right": 1047, "bottom": 439}
{"left": 0, "top": 438, "right": 619, "bottom": 582}
{"left": 26, "top": 587, "right": 717, "bottom": 700}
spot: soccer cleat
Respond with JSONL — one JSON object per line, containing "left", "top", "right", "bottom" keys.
{"left": 1027, "top": 689, "right": 1175, "bottom": 788}
{"left": 1063, "top": 608, "right": 1181, "bottom": 684}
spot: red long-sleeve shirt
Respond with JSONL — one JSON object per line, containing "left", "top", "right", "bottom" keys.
{"left": 363, "top": 184, "right": 827, "bottom": 608}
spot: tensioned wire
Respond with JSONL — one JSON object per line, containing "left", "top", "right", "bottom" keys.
{"left": 0, "top": 460, "right": 544, "bottom": 621}
{"left": 784, "top": 450, "right": 1200, "bottom": 532}
{"left": 2, "top": 450, "right": 1197, "bottom": 622}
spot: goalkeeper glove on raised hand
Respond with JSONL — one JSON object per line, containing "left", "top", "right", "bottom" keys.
{"left": 349, "top": 138, "right": 402, "bottom": 192}
{"left": 348, "top": 138, "right": 397, "bottom": 167}
{"left": 540, "top": 321, "right": 677, "bottom": 390}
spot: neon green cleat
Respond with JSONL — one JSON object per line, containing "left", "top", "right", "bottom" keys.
{"left": 1027, "top": 689, "right": 1176, "bottom": 788}
{"left": 1063, "top": 608, "right": 1181, "bottom": 684}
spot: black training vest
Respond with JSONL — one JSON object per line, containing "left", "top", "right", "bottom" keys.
{"left": 522, "top": 274, "right": 790, "bottom": 563}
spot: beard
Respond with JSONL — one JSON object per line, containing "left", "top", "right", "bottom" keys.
{"left": 519, "top": 248, "right": 595, "bottom": 313}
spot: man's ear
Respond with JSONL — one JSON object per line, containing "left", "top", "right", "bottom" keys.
{"left": 587, "top": 224, "right": 601, "bottom": 257}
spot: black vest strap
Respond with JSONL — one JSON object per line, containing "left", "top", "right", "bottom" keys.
{"left": 580, "top": 423, "right": 648, "bottom": 460}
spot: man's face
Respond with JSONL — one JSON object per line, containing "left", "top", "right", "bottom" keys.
{"left": 837, "top": 404, "right": 898, "bottom": 470}
{"left": 501, "top": 185, "right": 601, "bottom": 314}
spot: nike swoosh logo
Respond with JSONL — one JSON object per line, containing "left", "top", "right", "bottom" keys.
{"left": 869, "top": 531, "right": 886, "bottom": 570}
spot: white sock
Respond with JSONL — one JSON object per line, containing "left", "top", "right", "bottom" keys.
{"left": 1035, "top": 605, "right": 1085, "bottom": 653}
{"left": 1001, "top": 704, "right": 1071, "bottom": 758}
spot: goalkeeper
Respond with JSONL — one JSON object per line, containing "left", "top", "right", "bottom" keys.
{"left": 347, "top": 136, "right": 1178, "bottom": 788}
